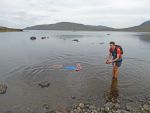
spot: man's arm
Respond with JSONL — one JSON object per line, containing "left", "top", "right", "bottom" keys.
{"left": 111, "top": 48, "right": 120, "bottom": 62}
{"left": 106, "top": 52, "right": 112, "bottom": 64}
{"left": 108, "top": 52, "right": 112, "bottom": 60}
{"left": 112, "top": 54, "right": 119, "bottom": 62}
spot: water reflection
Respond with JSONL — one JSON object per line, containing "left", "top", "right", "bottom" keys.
{"left": 138, "top": 35, "right": 150, "bottom": 43}
{"left": 105, "top": 79, "right": 119, "bottom": 103}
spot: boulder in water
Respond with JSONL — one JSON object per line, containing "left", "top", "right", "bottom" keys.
{"left": 0, "top": 84, "right": 7, "bottom": 94}
{"left": 38, "top": 81, "right": 50, "bottom": 88}
{"left": 72, "top": 39, "right": 79, "bottom": 42}
{"left": 41, "top": 37, "right": 46, "bottom": 39}
{"left": 30, "top": 36, "right": 36, "bottom": 40}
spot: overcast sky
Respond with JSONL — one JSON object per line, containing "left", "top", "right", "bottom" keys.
{"left": 0, "top": 0, "right": 150, "bottom": 28}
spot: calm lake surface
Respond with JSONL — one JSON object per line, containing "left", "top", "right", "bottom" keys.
{"left": 0, "top": 30, "right": 150, "bottom": 112}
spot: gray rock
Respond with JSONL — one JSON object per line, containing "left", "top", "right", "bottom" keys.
{"left": 41, "top": 37, "right": 46, "bottom": 39}
{"left": 0, "top": 84, "right": 7, "bottom": 94}
{"left": 121, "top": 110, "right": 131, "bottom": 113}
{"left": 79, "top": 103, "right": 84, "bottom": 108}
{"left": 114, "top": 103, "right": 120, "bottom": 109}
{"left": 125, "top": 102, "right": 137, "bottom": 111}
{"left": 70, "top": 110, "right": 74, "bottom": 113}
{"left": 91, "top": 110, "right": 98, "bottom": 113}
{"left": 71, "top": 96, "right": 76, "bottom": 100}
{"left": 115, "top": 109, "right": 122, "bottom": 113}
{"left": 42, "top": 103, "right": 50, "bottom": 109}
{"left": 89, "top": 105, "right": 96, "bottom": 110}
{"left": 38, "top": 81, "right": 50, "bottom": 88}
{"left": 143, "top": 104, "right": 150, "bottom": 111}
{"left": 72, "top": 39, "right": 79, "bottom": 42}
{"left": 30, "top": 36, "right": 36, "bottom": 40}
{"left": 104, "top": 102, "right": 113, "bottom": 111}
{"left": 77, "top": 107, "right": 82, "bottom": 113}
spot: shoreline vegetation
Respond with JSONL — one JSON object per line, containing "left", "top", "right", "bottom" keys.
{"left": 0, "top": 27, "right": 23, "bottom": 32}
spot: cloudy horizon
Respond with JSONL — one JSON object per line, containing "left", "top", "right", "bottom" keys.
{"left": 0, "top": 0, "right": 150, "bottom": 29}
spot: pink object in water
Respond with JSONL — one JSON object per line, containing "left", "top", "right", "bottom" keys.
{"left": 76, "top": 63, "right": 82, "bottom": 71}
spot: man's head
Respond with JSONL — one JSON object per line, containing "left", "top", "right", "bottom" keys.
{"left": 109, "top": 41, "right": 115, "bottom": 49}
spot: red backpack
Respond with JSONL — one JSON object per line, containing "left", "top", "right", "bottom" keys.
{"left": 115, "top": 45, "right": 123, "bottom": 55}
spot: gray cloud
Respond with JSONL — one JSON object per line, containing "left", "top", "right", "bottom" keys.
{"left": 0, "top": 0, "right": 150, "bottom": 28}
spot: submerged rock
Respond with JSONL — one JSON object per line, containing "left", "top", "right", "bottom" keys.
{"left": 41, "top": 37, "right": 46, "bottom": 39}
{"left": 30, "top": 36, "right": 36, "bottom": 40}
{"left": 38, "top": 81, "right": 50, "bottom": 88}
{"left": 72, "top": 39, "right": 79, "bottom": 42}
{"left": 99, "top": 42, "right": 104, "bottom": 44}
{"left": 71, "top": 96, "right": 76, "bottom": 100}
{"left": 0, "top": 84, "right": 7, "bottom": 94}
{"left": 42, "top": 103, "right": 50, "bottom": 110}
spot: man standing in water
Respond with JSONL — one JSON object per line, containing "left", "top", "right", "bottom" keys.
{"left": 106, "top": 42, "right": 123, "bottom": 79}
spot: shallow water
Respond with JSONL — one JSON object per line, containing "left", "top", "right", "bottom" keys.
{"left": 0, "top": 30, "right": 150, "bottom": 112}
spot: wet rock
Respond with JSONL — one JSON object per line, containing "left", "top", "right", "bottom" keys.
{"left": 89, "top": 105, "right": 96, "bottom": 110}
{"left": 115, "top": 109, "right": 122, "bottom": 113}
{"left": 121, "top": 110, "right": 131, "bottom": 113}
{"left": 0, "top": 84, "right": 7, "bottom": 94}
{"left": 79, "top": 103, "right": 84, "bottom": 108}
{"left": 72, "top": 39, "right": 79, "bottom": 42}
{"left": 91, "top": 109, "right": 98, "bottom": 113}
{"left": 104, "top": 102, "right": 113, "bottom": 112}
{"left": 77, "top": 107, "right": 82, "bottom": 112}
{"left": 30, "top": 36, "right": 36, "bottom": 40}
{"left": 143, "top": 104, "right": 150, "bottom": 112}
{"left": 125, "top": 102, "right": 138, "bottom": 112}
{"left": 42, "top": 103, "right": 50, "bottom": 109}
{"left": 38, "top": 81, "right": 50, "bottom": 88}
{"left": 41, "top": 37, "right": 46, "bottom": 39}
{"left": 114, "top": 103, "right": 120, "bottom": 109}
{"left": 71, "top": 96, "right": 76, "bottom": 100}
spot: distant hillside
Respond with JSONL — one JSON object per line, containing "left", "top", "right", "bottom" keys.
{"left": 0, "top": 26, "right": 22, "bottom": 32}
{"left": 24, "top": 21, "right": 150, "bottom": 32}
{"left": 120, "top": 21, "right": 150, "bottom": 32}
{"left": 24, "top": 22, "right": 115, "bottom": 31}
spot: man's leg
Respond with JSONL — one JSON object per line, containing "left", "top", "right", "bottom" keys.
{"left": 112, "top": 62, "right": 119, "bottom": 79}
{"left": 112, "top": 63, "right": 116, "bottom": 78}
{"left": 114, "top": 65, "right": 119, "bottom": 79}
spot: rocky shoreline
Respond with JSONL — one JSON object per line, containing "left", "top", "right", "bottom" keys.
{"left": 59, "top": 99, "right": 150, "bottom": 113}
{"left": 1, "top": 82, "right": 150, "bottom": 113}
{"left": 36, "top": 96, "right": 150, "bottom": 113}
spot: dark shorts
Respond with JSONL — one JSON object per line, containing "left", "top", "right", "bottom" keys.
{"left": 112, "top": 58, "right": 123, "bottom": 67}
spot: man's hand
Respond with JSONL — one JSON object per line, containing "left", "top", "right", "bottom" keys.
{"left": 106, "top": 59, "right": 111, "bottom": 64}
{"left": 109, "top": 60, "right": 114, "bottom": 63}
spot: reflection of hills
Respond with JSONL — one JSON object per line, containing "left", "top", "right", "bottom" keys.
{"left": 138, "top": 35, "right": 150, "bottom": 43}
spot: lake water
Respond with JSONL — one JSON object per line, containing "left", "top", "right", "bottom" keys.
{"left": 0, "top": 30, "right": 150, "bottom": 112}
